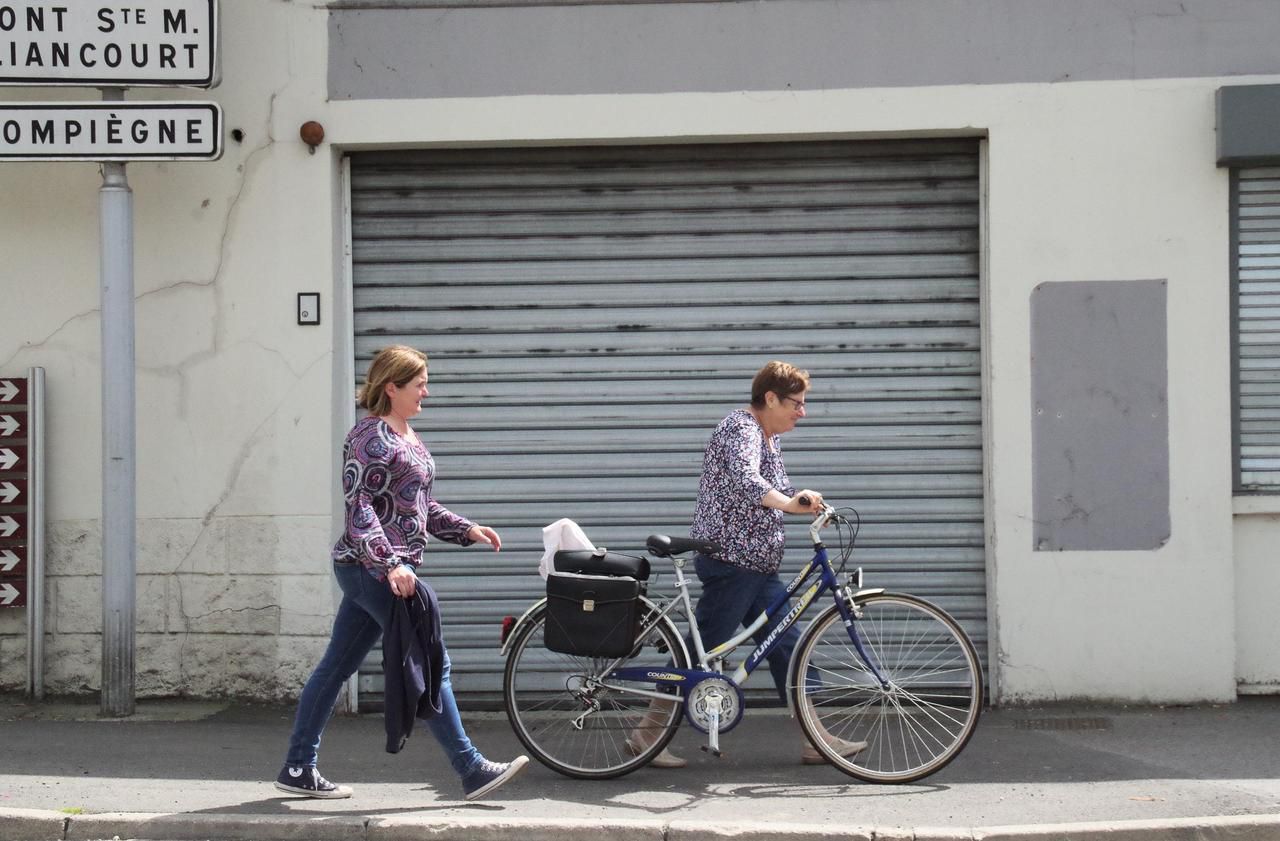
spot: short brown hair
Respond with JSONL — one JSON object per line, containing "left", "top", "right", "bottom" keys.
{"left": 357, "top": 345, "right": 428, "bottom": 417}
{"left": 750, "top": 360, "right": 810, "bottom": 408}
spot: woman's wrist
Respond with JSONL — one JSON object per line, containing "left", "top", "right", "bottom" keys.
{"left": 761, "top": 489, "right": 791, "bottom": 510}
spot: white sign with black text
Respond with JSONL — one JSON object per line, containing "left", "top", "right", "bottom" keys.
{"left": 0, "top": 1, "right": 218, "bottom": 87}
{"left": 0, "top": 101, "right": 221, "bottom": 160}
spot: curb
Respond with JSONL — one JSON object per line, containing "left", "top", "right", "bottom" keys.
{"left": 3, "top": 809, "right": 1280, "bottom": 841}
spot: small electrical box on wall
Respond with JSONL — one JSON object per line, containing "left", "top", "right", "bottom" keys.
{"left": 297, "top": 293, "right": 320, "bottom": 326}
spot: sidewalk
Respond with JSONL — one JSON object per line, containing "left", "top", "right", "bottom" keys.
{"left": 1, "top": 695, "right": 1278, "bottom": 841}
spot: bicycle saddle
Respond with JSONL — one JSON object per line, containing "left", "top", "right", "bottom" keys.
{"left": 645, "top": 535, "right": 719, "bottom": 558}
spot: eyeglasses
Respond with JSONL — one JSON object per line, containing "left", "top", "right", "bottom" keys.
{"left": 778, "top": 394, "right": 807, "bottom": 410}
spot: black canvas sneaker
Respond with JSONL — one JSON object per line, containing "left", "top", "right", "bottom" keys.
{"left": 461, "top": 755, "right": 529, "bottom": 801}
{"left": 273, "top": 765, "right": 353, "bottom": 799}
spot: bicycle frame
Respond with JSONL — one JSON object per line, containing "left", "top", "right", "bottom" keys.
{"left": 609, "top": 515, "right": 889, "bottom": 703}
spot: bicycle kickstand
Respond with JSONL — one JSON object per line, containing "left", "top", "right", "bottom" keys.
{"left": 700, "top": 694, "right": 723, "bottom": 758}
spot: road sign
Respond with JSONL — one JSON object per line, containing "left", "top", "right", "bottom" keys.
{"left": 0, "top": 1, "right": 219, "bottom": 87}
{"left": 0, "top": 411, "right": 24, "bottom": 437}
{"left": 0, "top": 581, "right": 23, "bottom": 608}
{"left": 0, "top": 379, "right": 26, "bottom": 404}
{"left": 0, "top": 546, "right": 23, "bottom": 575}
{"left": 0, "top": 445, "right": 25, "bottom": 472}
{"left": 0, "top": 102, "right": 223, "bottom": 161}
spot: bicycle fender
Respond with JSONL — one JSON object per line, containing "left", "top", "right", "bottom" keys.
{"left": 786, "top": 603, "right": 841, "bottom": 718}
{"left": 784, "top": 591, "right": 886, "bottom": 717}
{"left": 499, "top": 597, "right": 547, "bottom": 658}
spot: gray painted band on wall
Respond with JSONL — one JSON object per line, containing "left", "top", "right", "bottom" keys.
{"left": 329, "top": 0, "right": 1280, "bottom": 101}
{"left": 1218, "top": 85, "right": 1280, "bottom": 167}
{"left": 1030, "top": 280, "right": 1170, "bottom": 552}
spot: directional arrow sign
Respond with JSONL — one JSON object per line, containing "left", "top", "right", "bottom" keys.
{"left": 0, "top": 379, "right": 25, "bottom": 404}
{"left": 0, "top": 412, "right": 23, "bottom": 437}
{"left": 0, "top": 515, "right": 22, "bottom": 539}
{"left": 0, "top": 446, "right": 26, "bottom": 471}
{"left": 0, "top": 581, "right": 22, "bottom": 608}
{"left": 0, "top": 547, "right": 22, "bottom": 574}
{"left": 0, "top": 479, "right": 23, "bottom": 505}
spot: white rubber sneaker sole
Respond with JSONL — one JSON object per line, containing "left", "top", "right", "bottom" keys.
{"left": 273, "top": 779, "right": 354, "bottom": 799}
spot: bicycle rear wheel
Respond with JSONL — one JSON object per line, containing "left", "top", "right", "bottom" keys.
{"left": 792, "top": 592, "right": 982, "bottom": 783}
{"left": 503, "top": 600, "right": 689, "bottom": 779}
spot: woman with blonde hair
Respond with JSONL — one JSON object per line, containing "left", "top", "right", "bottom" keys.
{"left": 274, "top": 345, "right": 527, "bottom": 801}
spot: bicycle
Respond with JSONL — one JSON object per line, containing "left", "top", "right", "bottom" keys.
{"left": 500, "top": 501, "right": 983, "bottom": 783}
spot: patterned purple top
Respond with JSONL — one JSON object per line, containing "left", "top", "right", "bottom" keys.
{"left": 690, "top": 409, "right": 796, "bottom": 574}
{"left": 332, "top": 416, "right": 474, "bottom": 579}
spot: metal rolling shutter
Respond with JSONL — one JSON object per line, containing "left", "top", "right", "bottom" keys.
{"left": 348, "top": 138, "right": 986, "bottom": 707}
{"left": 1236, "top": 167, "right": 1280, "bottom": 491}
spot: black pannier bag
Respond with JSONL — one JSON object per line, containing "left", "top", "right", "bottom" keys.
{"left": 552, "top": 548, "right": 651, "bottom": 581}
{"left": 544, "top": 571, "right": 642, "bottom": 658}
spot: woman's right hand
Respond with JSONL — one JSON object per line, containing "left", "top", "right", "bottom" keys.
{"left": 386, "top": 564, "right": 418, "bottom": 599}
{"left": 787, "top": 490, "right": 824, "bottom": 514}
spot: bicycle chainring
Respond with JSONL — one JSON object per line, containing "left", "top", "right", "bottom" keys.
{"left": 684, "top": 676, "right": 745, "bottom": 734}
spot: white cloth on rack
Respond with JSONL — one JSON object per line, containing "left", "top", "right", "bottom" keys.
{"left": 539, "top": 518, "right": 596, "bottom": 580}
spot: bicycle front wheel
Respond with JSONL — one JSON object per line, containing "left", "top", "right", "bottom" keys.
{"left": 792, "top": 592, "right": 982, "bottom": 783}
{"left": 503, "top": 600, "right": 689, "bottom": 779}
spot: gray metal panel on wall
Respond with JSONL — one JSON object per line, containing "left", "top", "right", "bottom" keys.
{"left": 1236, "top": 168, "right": 1280, "bottom": 491}
{"left": 329, "top": 0, "right": 1280, "bottom": 101}
{"left": 1030, "top": 280, "right": 1170, "bottom": 551}
{"left": 348, "top": 138, "right": 985, "bottom": 706}
{"left": 1218, "top": 86, "right": 1280, "bottom": 167}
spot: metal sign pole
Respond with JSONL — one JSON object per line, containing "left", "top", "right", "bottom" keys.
{"left": 26, "top": 367, "right": 44, "bottom": 699}
{"left": 99, "top": 87, "right": 137, "bottom": 718}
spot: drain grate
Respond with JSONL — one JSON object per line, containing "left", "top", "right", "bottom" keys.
{"left": 1013, "top": 716, "right": 1113, "bottom": 731}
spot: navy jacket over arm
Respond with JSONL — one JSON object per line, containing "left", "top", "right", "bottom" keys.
{"left": 383, "top": 577, "right": 445, "bottom": 754}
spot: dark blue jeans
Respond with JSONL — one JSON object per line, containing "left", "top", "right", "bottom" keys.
{"left": 692, "top": 553, "right": 805, "bottom": 703}
{"left": 284, "top": 562, "right": 484, "bottom": 777}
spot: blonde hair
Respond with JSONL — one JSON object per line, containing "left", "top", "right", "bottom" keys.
{"left": 357, "top": 345, "right": 428, "bottom": 417}
{"left": 750, "top": 360, "right": 810, "bottom": 408}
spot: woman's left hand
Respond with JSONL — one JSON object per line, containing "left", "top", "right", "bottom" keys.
{"left": 468, "top": 524, "right": 502, "bottom": 551}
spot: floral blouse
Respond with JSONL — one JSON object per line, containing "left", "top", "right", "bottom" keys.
{"left": 690, "top": 409, "right": 795, "bottom": 574}
{"left": 332, "top": 416, "right": 474, "bottom": 579}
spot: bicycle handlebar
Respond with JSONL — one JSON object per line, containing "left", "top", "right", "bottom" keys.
{"left": 796, "top": 494, "right": 838, "bottom": 544}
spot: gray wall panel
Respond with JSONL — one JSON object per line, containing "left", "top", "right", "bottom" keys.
{"left": 1031, "top": 280, "right": 1171, "bottom": 551}
{"left": 1218, "top": 85, "right": 1280, "bottom": 167}
{"left": 348, "top": 138, "right": 984, "bottom": 706}
{"left": 330, "top": 0, "right": 1280, "bottom": 100}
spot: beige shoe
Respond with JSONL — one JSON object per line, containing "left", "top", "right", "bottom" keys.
{"left": 625, "top": 738, "right": 688, "bottom": 769}
{"left": 801, "top": 736, "right": 868, "bottom": 765}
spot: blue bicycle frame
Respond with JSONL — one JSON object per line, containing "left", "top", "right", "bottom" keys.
{"left": 610, "top": 521, "right": 889, "bottom": 708}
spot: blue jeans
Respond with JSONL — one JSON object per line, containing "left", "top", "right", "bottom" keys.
{"left": 284, "top": 562, "right": 484, "bottom": 777}
{"left": 692, "top": 554, "right": 805, "bottom": 703}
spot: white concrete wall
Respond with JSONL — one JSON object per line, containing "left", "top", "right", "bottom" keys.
{"left": 0, "top": 0, "right": 340, "bottom": 699}
{"left": 1, "top": 0, "right": 1275, "bottom": 702}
